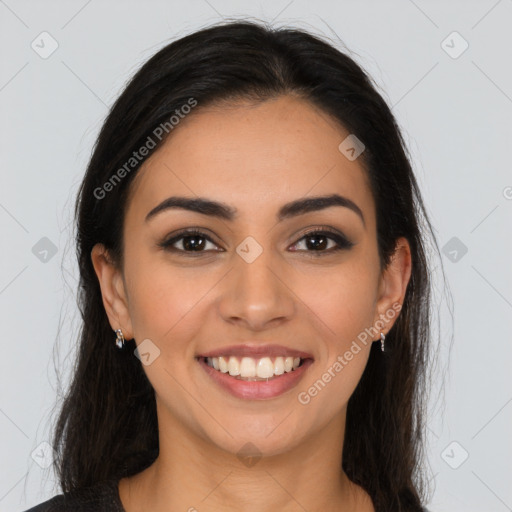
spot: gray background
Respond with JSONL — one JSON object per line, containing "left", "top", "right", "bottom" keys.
{"left": 1, "top": 1, "right": 511, "bottom": 511}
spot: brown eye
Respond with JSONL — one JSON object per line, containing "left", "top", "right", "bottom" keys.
{"left": 290, "top": 229, "right": 354, "bottom": 254}
{"left": 159, "top": 229, "right": 221, "bottom": 253}
{"left": 158, "top": 227, "right": 354, "bottom": 257}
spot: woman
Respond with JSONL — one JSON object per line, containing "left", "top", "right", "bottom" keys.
{"left": 26, "top": 19, "right": 439, "bottom": 512}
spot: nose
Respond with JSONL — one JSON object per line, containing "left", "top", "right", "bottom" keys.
{"left": 218, "top": 246, "right": 295, "bottom": 331}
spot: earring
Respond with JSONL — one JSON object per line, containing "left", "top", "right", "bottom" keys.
{"left": 115, "top": 329, "right": 125, "bottom": 349}
{"left": 380, "top": 332, "right": 385, "bottom": 352}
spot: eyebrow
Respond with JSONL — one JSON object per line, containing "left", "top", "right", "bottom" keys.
{"left": 145, "top": 193, "right": 365, "bottom": 227}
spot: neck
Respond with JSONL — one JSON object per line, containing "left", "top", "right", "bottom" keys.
{"left": 118, "top": 402, "right": 374, "bottom": 512}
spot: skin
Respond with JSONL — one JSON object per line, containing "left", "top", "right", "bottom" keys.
{"left": 91, "top": 95, "right": 411, "bottom": 512}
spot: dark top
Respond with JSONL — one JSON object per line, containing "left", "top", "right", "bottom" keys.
{"left": 23, "top": 479, "right": 432, "bottom": 511}
{"left": 23, "top": 479, "right": 125, "bottom": 511}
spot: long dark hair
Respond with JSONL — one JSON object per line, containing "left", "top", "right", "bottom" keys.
{"left": 50, "top": 19, "right": 446, "bottom": 511}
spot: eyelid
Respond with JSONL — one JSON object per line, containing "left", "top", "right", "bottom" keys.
{"left": 298, "top": 225, "right": 349, "bottom": 239}
{"left": 158, "top": 228, "right": 222, "bottom": 251}
{"left": 290, "top": 226, "right": 354, "bottom": 250}
{"left": 158, "top": 225, "right": 354, "bottom": 254}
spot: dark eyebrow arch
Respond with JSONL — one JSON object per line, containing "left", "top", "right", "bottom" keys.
{"left": 278, "top": 194, "right": 365, "bottom": 227}
{"left": 145, "top": 193, "right": 365, "bottom": 227}
{"left": 145, "top": 197, "right": 236, "bottom": 222}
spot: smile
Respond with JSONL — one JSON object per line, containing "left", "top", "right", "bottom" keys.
{"left": 208, "top": 355, "right": 303, "bottom": 379}
{"left": 196, "top": 355, "right": 314, "bottom": 400}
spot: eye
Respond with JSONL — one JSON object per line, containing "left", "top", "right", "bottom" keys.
{"left": 158, "top": 229, "right": 221, "bottom": 254}
{"left": 158, "top": 227, "right": 354, "bottom": 256}
{"left": 289, "top": 228, "right": 354, "bottom": 255}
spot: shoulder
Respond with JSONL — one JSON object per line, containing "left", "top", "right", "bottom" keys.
{"left": 22, "top": 479, "right": 124, "bottom": 512}
{"left": 23, "top": 494, "right": 64, "bottom": 512}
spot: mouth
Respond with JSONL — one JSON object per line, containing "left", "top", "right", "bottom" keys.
{"left": 195, "top": 346, "right": 314, "bottom": 400}
{"left": 197, "top": 355, "right": 309, "bottom": 380}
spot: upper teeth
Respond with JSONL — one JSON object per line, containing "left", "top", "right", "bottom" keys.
{"left": 206, "top": 356, "right": 301, "bottom": 378}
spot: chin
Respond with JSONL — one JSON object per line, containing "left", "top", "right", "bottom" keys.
{"left": 205, "top": 418, "right": 303, "bottom": 460}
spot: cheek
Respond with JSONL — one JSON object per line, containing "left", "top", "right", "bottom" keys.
{"left": 123, "top": 252, "right": 220, "bottom": 362}
{"left": 296, "top": 256, "right": 380, "bottom": 350}
{"left": 294, "top": 263, "right": 377, "bottom": 418}
{"left": 122, "top": 257, "right": 210, "bottom": 421}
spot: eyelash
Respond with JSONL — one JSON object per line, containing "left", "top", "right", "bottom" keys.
{"left": 158, "top": 227, "right": 354, "bottom": 257}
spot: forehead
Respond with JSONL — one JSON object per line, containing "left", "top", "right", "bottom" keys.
{"left": 126, "top": 95, "right": 375, "bottom": 226}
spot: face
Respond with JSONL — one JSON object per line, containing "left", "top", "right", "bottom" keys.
{"left": 92, "top": 95, "right": 411, "bottom": 459}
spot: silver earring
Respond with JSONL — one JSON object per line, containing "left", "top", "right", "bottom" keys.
{"left": 380, "top": 332, "right": 385, "bottom": 352}
{"left": 115, "top": 329, "right": 125, "bottom": 349}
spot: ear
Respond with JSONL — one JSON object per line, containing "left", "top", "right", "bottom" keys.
{"left": 373, "top": 237, "right": 412, "bottom": 335}
{"left": 90, "top": 243, "right": 134, "bottom": 340}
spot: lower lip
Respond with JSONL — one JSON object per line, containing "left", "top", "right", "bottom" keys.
{"left": 197, "top": 357, "right": 314, "bottom": 400}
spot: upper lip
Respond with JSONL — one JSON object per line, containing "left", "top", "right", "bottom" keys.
{"left": 197, "top": 344, "right": 314, "bottom": 360}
